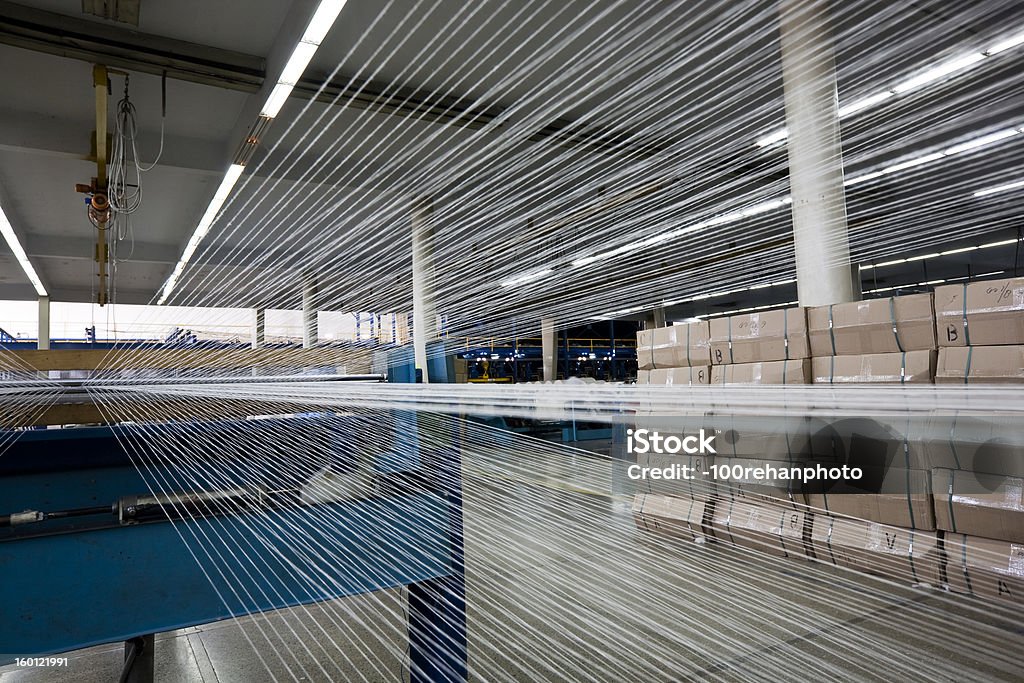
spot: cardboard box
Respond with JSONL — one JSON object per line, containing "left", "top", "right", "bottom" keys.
{"left": 935, "top": 277, "right": 1024, "bottom": 347}
{"left": 942, "top": 533, "right": 1024, "bottom": 604}
{"left": 636, "top": 321, "right": 710, "bottom": 369}
{"left": 707, "top": 414, "right": 816, "bottom": 463}
{"left": 933, "top": 469, "right": 1024, "bottom": 544}
{"left": 711, "top": 498, "right": 806, "bottom": 558}
{"left": 812, "top": 351, "right": 935, "bottom": 384}
{"left": 649, "top": 366, "right": 711, "bottom": 385}
{"left": 709, "top": 307, "right": 809, "bottom": 365}
{"left": 805, "top": 467, "right": 934, "bottom": 530}
{"left": 802, "top": 416, "right": 931, "bottom": 471}
{"left": 936, "top": 346, "right": 1024, "bottom": 384}
{"left": 921, "top": 415, "right": 1024, "bottom": 477}
{"left": 709, "top": 358, "right": 811, "bottom": 384}
{"left": 636, "top": 369, "right": 650, "bottom": 385}
{"left": 710, "top": 456, "right": 806, "bottom": 506}
{"left": 632, "top": 493, "right": 708, "bottom": 541}
{"left": 808, "top": 294, "right": 936, "bottom": 356}
{"left": 808, "top": 515, "right": 940, "bottom": 585}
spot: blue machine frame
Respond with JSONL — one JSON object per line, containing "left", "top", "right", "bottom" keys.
{"left": 1, "top": 401, "right": 467, "bottom": 681}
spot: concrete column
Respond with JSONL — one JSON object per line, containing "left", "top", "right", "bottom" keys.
{"left": 541, "top": 318, "right": 556, "bottom": 382}
{"left": 251, "top": 308, "right": 265, "bottom": 349}
{"left": 652, "top": 306, "right": 667, "bottom": 328}
{"left": 302, "top": 274, "right": 318, "bottom": 348}
{"left": 37, "top": 296, "right": 49, "bottom": 350}
{"left": 779, "top": 0, "right": 857, "bottom": 307}
{"left": 412, "top": 196, "right": 437, "bottom": 382}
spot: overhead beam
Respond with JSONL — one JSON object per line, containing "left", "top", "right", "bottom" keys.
{"left": 0, "top": 109, "right": 228, "bottom": 175}
{"left": 0, "top": 1, "right": 666, "bottom": 158}
{"left": 0, "top": 0, "right": 265, "bottom": 92}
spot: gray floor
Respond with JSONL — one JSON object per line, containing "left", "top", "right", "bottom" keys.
{"left": 2, "top": 443, "right": 1020, "bottom": 682}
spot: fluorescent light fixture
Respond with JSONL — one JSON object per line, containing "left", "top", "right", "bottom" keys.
{"left": 278, "top": 41, "right": 319, "bottom": 86}
{"left": 499, "top": 268, "right": 554, "bottom": 288}
{"left": 302, "top": 0, "right": 348, "bottom": 44}
{"left": 846, "top": 126, "right": 1021, "bottom": 186}
{"left": 981, "top": 238, "right": 1022, "bottom": 248}
{"left": 0, "top": 204, "right": 46, "bottom": 296}
{"left": 943, "top": 128, "right": 1020, "bottom": 155}
{"left": 882, "top": 152, "right": 945, "bottom": 174}
{"left": 859, "top": 238, "right": 1023, "bottom": 270}
{"left": 974, "top": 179, "right": 1024, "bottom": 197}
{"left": 843, "top": 169, "right": 887, "bottom": 186}
{"left": 261, "top": 83, "right": 295, "bottom": 119}
{"left": 158, "top": 164, "right": 245, "bottom": 304}
{"left": 570, "top": 196, "right": 792, "bottom": 269}
{"left": 891, "top": 53, "right": 986, "bottom": 94}
{"left": 860, "top": 274, "right": 1019, "bottom": 295}
{"left": 757, "top": 28, "right": 1024, "bottom": 146}
{"left": 755, "top": 127, "right": 789, "bottom": 148}
{"left": 694, "top": 300, "right": 800, "bottom": 320}
{"left": 985, "top": 30, "right": 1024, "bottom": 55}
{"left": 939, "top": 246, "right": 979, "bottom": 256}
{"left": 837, "top": 91, "right": 894, "bottom": 118}
{"left": 258, "top": 0, "right": 348, "bottom": 119}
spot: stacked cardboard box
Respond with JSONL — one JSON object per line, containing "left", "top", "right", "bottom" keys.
{"left": 934, "top": 277, "right": 1024, "bottom": 383}
{"left": 631, "top": 493, "right": 708, "bottom": 541}
{"left": 921, "top": 414, "right": 1024, "bottom": 476}
{"left": 710, "top": 359, "right": 811, "bottom": 385}
{"left": 710, "top": 497, "right": 806, "bottom": 558}
{"left": 935, "top": 346, "right": 1024, "bottom": 383}
{"left": 811, "top": 351, "right": 936, "bottom": 384}
{"left": 709, "top": 306, "right": 811, "bottom": 368}
{"left": 807, "top": 515, "right": 941, "bottom": 586}
{"left": 636, "top": 320, "right": 711, "bottom": 374}
{"left": 805, "top": 467, "right": 934, "bottom": 530}
{"left": 647, "top": 366, "right": 711, "bottom": 385}
{"left": 940, "top": 534, "right": 1024, "bottom": 604}
{"left": 703, "top": 308, "right": 813, "bottom": 507}
{"left": 808, "top": 293, "right": 937, "bottom": 384}
{"left": 932, "top": 469, "right": 1024, "bottom": 543}
{"left": 629, "top": 277, "right": 1024, "bottom": 603}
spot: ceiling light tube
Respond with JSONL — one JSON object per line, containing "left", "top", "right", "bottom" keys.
{"left": 158, "top": 164, "right": 245, "bottom": 304}
{"left": 943, "top": 128, "right": 1020, "bottom": 155}
{"left": 891, "top": 53, "right": 986, "bottom": 94}
{"left": 974, "top": 179, "right": 1024, "bottom": 197}
{"left": 837, "top": 91, "right": 894, "bottom": 118}
{"left": 0, "top": 206, "right": 46, "bottom": 296}
{"left": 302, "top": 0, "right": 348, "bottom": 44}
{"left": 757, "top": 27, "right": 1024, "bottom": 147}
{"left": 258, "top": 0, "right": 348, "bottom": 119}
{"left": 985, "top": 30, "right": 1024, "bottom": 55}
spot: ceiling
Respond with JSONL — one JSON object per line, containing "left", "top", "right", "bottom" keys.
{"left": 0, "top": 0, "right": 1020, "bottom": 334}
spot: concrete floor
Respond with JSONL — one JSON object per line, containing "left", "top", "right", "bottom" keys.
{"left": 2, "top": 442, "right": 1021, "bottom": 682}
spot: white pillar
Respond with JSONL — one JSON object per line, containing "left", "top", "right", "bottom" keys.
{"left": 779, "top": 0, "right": 857, "bottom": 307}
{"left": 37, "top": 296, "right": 50, "bottom": 350}
{"left": 251, "top": 308, "right": 265, "bottom": 349}
{"left": 541, "top": 318, "right": 556, "bottom": 382}
{"left": 412, "top": 196, "right": 437, "bottom": 382}
{"left": 652, "top": 306, "right": 667, "bottom": 328}
{"left": 302, "top": 275, "right": 318, "bottom": 349}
